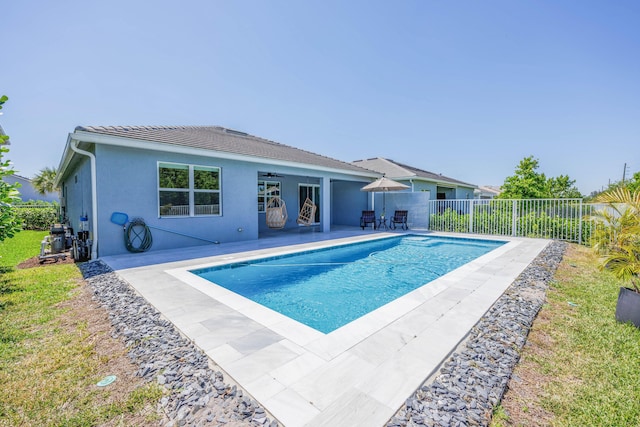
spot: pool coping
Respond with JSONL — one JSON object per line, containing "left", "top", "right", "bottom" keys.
{"left": 102, "top": 232, "right": 550, "bottom": 427}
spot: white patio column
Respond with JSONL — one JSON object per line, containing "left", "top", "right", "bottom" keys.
{"left": 322, "top": 176, "right": 330, "bottom": 232}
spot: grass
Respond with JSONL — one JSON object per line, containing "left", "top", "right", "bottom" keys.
{"left": 492, "top": 243, "right": 640, "bottom": 426}
{"left": 0, "top": 230, "right": 47, "bottom": 270}
{"left": 0, "top": 230, "right": 163, "bottom": 426}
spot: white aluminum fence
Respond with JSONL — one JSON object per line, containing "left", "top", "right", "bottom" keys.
{"left": 427, "top": 199, "right": 604, "bottom": 244}
{"left": 160, "top": 204, "right": 220, "bottom": 216}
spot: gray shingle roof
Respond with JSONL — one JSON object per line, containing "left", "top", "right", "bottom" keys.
{"left": 392, "top": 160, "right": 476, "bottom": 187}
{"left": 352, "top": 157, "right": 476, "bottom": 187}
{"left": 75, "top": 125, "right": 370, "bottom": 174}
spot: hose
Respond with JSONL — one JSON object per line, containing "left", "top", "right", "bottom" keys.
{"left": 124, "top": 217, "right": 153, "bottom": 253}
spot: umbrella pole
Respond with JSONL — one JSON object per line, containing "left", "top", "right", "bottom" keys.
{"left": 383, "top": 192, "right": 386, "bottom": 217}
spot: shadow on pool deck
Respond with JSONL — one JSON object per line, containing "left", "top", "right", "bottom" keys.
{"left": 102, "top": 225, "right": 417, "bottom": 270}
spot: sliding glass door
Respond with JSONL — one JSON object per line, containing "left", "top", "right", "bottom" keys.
{"left": 298, "top": 184, "right": 320, "bottom": 224}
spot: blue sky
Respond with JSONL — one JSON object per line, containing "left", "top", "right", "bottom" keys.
{"left": 2, "top": 0, "right": 638, "bottom": 195}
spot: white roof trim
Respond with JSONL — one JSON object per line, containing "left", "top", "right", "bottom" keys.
{"left": 375, "top": 174, "right": 475, "bottom": 189}
{"left": 57, "top": 130, "right": 378, "bottom": 183}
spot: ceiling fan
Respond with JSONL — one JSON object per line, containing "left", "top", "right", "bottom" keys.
{"left": 260, "top": 172, "right": 284, "bottom": 178}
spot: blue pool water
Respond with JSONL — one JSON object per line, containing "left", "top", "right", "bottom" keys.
{"left": 192, "top": 235, "right": 505, "bottom": 333}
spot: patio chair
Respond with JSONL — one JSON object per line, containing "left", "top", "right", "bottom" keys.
{"left": 297, "top": 198, "right": 317, "bottom": 226}
{"left": 360, "top": 210, "right": 376, "bottom": 230}
{"left": 266, "top": 197, "right": 288, "bottom": 229}
{"left": 390, "top": 210, "right": 408, "bottom": 230}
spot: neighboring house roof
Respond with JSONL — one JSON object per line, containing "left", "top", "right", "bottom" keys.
{"left": 475, "top": 185, "right": 502, "bottom": 197}
{"left": 71, "top": 125, "right": 372, "bottom": 175}
{"left": 11, "top": 174, "right": 31, "bottom": 182}
{"left": 3, "top": 174, "right": 59, "bottom": 202}
{"left": 351, "top": 157, "right": 477, "bottom": 188}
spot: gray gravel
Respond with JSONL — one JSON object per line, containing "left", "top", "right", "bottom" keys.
{"left": 386, "top": 240, "right": 566, "bottom": 426}
{"left": 80, "top": 261, "right": 279, "bottom": 427}
{"left": 81, "top": 239, "right": 566, "bottom": 427}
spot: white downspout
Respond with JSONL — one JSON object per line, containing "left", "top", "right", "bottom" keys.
{"left": 409, "top": 179, "right": 414, "bottom": 192}
{"left": 69, "top": 140, "right": 98, "bottom": 260}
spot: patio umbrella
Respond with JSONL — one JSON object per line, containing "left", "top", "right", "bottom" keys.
{"left": 361, "top": 176, "right": 409, "bottom": 217}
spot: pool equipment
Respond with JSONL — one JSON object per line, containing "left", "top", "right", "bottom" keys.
{"left": 110, "top": 212, "right": 153, "bottom": 253}
{"left": 38, "top": 219, "right": 93, "bottom": 262}
{"left": 79, "top": 214, "right": 89, "bottom": 231}
{"left": 72, "top": 228, "right": 92, "bottom": 262}
{"left": 124, "top": 217, "right": 153, "bottom": 252}
{"left": 38, "top": 223, "right": 73, "bottom": 263}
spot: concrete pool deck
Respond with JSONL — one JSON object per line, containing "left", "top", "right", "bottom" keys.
{"left": 101, "top": 230, "right": 550, "bottom": 427}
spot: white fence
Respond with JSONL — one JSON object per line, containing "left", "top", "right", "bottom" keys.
{"left": 427, "top": 199, "right": 604, "bottom": 244}
{"left": 160, "top": 204, "right": 220, "bottom": 216}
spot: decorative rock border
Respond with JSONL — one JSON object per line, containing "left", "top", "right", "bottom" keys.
{"left": 80, "top": 261, "right": 278, "bottom": 427}
{"left": 81, "top": 239, "right": 565, "bottom": 427}
{"left": 386, "top": 240, "right": 566, "bottom": 426}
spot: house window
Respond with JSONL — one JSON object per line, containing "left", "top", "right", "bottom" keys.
{"left": 194, "top": 166, "right": 220, "bottom": 215}
{"left": 158, "top": 162, "right": 220, "bottom": 217}
{"left": 258, "top": 180, "right": 280, "bottom": 213}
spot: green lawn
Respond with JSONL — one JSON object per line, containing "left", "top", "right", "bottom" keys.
{"left": 0, "top": 230, "right": 47, "bottom": 270}
{"left": 492, "top": 244, "right": 640, "bottom": 426}
{"left": 0, "top": 231, "right": 162, "bottom": 426}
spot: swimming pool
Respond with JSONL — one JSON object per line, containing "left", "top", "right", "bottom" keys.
{"left": 192, "top": 235, "right": 505, "bottom": 333}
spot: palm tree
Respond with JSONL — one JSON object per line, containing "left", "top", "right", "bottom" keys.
{"left": 32, "top": 166, "right": 58, "bottom": 195}
{"left": 601, "top": 246, "right": 640, "bottom": 292}
{"left": 595, "top": 187, "right": 640, "bottom": 213}
{"left": 591, "top": 187, "right": 640, "bottom": 292}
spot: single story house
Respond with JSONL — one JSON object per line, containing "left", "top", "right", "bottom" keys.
{"left": 55, "top": 126, "right": 380, "bottom": 258}
{"left": 351, "top": 157, "right": 477, "bottom": 199}
{"left": 4, "top": 174, "right": 60, "bottom": 203}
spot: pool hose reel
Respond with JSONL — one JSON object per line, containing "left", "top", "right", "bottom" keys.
{"left": 110, "top": 212, "right": 153, "bottom": 253}
{"left": 124, "top": 217, "right": 153, "bottom": 252}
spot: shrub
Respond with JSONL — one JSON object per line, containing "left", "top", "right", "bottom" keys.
{"left": 15, "top": 206, "right": 59, "bottom": 230}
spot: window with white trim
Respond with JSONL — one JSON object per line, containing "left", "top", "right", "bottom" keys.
{"left": 158, "top": 162, "right": 220, "bottom": 217}
{"left": 257, "top": 180, "right": 280, "bottom": 212}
